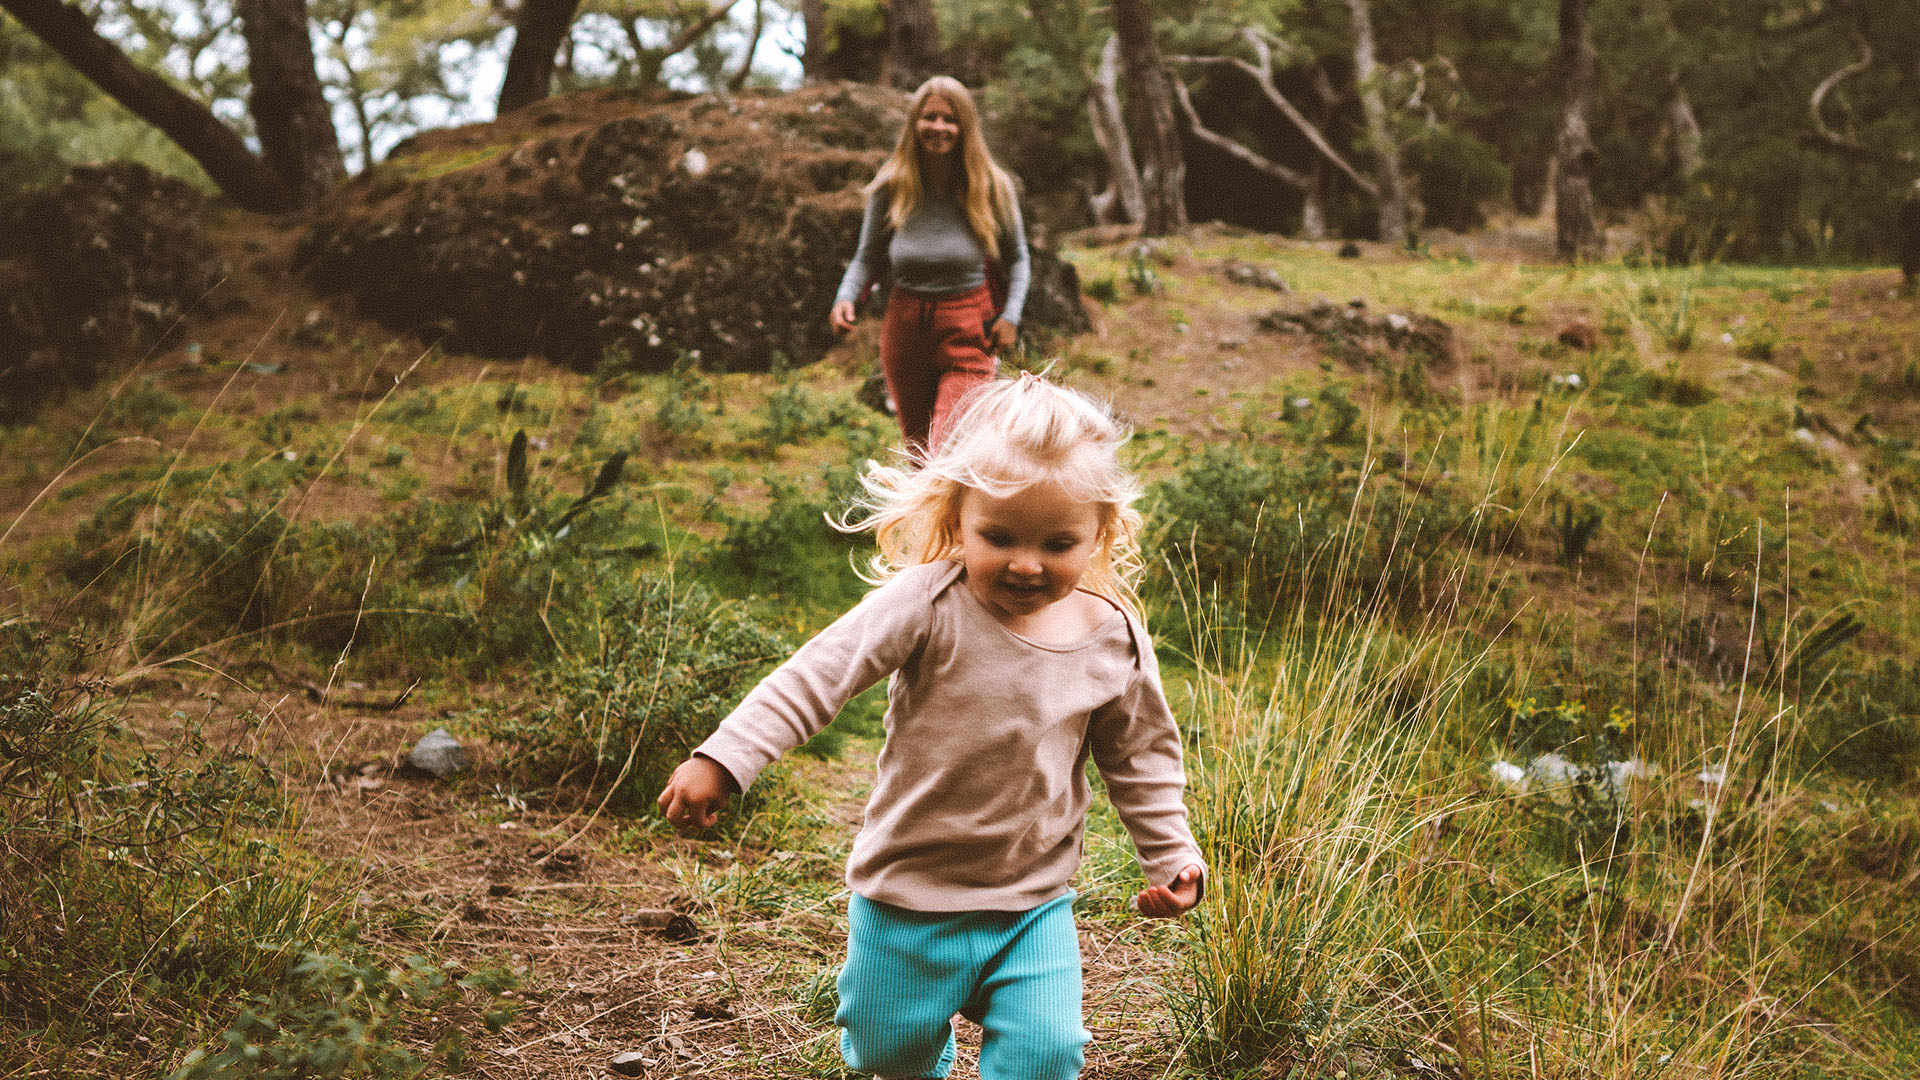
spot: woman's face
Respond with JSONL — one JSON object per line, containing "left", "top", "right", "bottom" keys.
{"left": 915, "top": 93, "right": 962, "bottom": 159}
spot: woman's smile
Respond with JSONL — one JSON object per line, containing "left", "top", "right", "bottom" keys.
{"left": 916, "top": 94, "right": 961, "bottom": 157}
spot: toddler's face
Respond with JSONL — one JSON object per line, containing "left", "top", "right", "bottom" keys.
{"left": 956, "top": 481, "right": 1101, "bottom": 623}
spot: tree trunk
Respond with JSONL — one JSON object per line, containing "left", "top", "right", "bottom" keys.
{"left": 728, "top": 0, "right": 764, "bottom": 90}
{"left": 1086, "top": 33, "right": 1144, "bottom": 225}
{"left": 238, "top": 0, "right": 345, "bottom": 205}
{"left": 1553, "top": 0, "right": 1600, "bottom": 260}
{"left": 886, "top": 0, "right": 940, "bottom": 91}
{"left": 1113, "top": 0, "right": 1185, "bottom": 236}
{"left": 0, "top": 0, "right": 294, "bottom": 211}
{"left": 498, "top": 0, "right": 584, "bottom": 115}
{"left": 1346, "top": 0, "right": 1409, "bottom": 247}
{"left": 800, "top": 0, "right": 826, "bottom": 81}
{"left": 1667, "top": 76, "right": 1702, "bottom": 182}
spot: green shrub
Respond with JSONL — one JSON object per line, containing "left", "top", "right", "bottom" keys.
{"left": 474, "top": 574, "right": 787, "bottom": 805}
{"left": 57, "top": 435, "right": 652, "bottom": 672}
{"left": 0, "top": 622, "right": 343, "bottom": 1048}
{"left": 172, "top": 952, "right": 517, "bottom": 1080}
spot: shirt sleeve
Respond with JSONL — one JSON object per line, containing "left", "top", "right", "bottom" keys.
{"left": 834, "top": 187, "right": 891, "bottom": 308}
{"left": 693, "top": 564, "right": 936, "bottom": 791}
{"left": 1088, "top": 626, "right": 1207, "bottom": 893}
{"left": 997, "top": 194, "right": 1032, "bottom": 326}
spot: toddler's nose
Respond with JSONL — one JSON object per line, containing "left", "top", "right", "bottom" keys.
{"left": 1009, "top": 551, "right": 1042, "bottom": 575}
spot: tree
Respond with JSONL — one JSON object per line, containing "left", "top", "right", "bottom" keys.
{"left": 1553, "top": 0, "right": 1599, "bottom": 260}
{"left": 1346, "top": 0, "right": 1409, "bottom": 247}
{"left": 0, "top": 0, "right": 296, "bottom": 209}
{"left": 1086, "top": 32, "right": 1143, "bottom": 224}
{"left": 1170, "top": 28, "right": 1377, "bottom": 230}
{"left": 498, "top": 0, "right": 584, "bottom": 113}
{"left": 1112, "top": 0, "right": 1184, "bottom": 235}
{"left": 887, "top": 0, "right": 938, "bottom": 90}
{"left": 799, "top": 0, "right": 824, "bottom": 79}
{"left": 239, "top": 0, "right": 346, "bottom": 204}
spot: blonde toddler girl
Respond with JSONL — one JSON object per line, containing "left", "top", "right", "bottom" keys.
{"left": 657, "top": 373, "right": 1204, "bottom": 1079}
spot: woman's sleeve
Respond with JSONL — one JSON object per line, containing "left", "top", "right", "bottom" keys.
{"left": 997, "top": 192, "right": 1032, "bottom": 326}
{"left": 1088, "top": 628, "right": 1208, "bottom": 893}
{"left": 692, "top": 564, "right": 936, "bottom": 791}
{"left": 834, "top": 187, "right": 891, "bottom": 307}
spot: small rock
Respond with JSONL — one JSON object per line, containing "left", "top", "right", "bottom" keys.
{"left": 682, "top": 148, "right": 710, "bottom": 177}
{"left": 406, "top": 727, "right": 469, "bottom": 778}
{"left": 289, "top": 308, "right": 334, "bottom": 348}
{"left": 1337, "top": 240, "right": 1362, "bottom": 258}
{"left": 610, "top": 1050, "right": 649, "bottom": 1076}
{"left": 1220, "top": 260, "right": 1288, "bottom": 292}
{"left": 619, "top": 908, "right": 677, "bottom": 928}
{"left": 1556, "top": 319, "right": 1599, "bottom": 350}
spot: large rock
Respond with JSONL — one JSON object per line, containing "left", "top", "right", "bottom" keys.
{"left": 293, "top": 83, "right": 1087, "bottom": 374}
{"left": 0, "top": 162, "right": 228, "bottom": 421}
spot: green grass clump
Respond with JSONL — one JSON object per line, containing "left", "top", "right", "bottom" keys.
{"left": 472, "top": 573, "right": 787, "bottom": 806}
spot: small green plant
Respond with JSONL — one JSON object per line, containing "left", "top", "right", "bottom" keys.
{"left": 1083, "top": 275, "right": 1120, "bottom": 304}
{"left": 1554, "top": 501, "right": 1602, "bottom": 563}
{"left": 654, "top": 351, "right": 715, "bottom": 447}
{"left": 172, "top": 952, "right": 518, "bottom": 1080}
{"left": 474, "top": 573, "right": 787, "bottom": 804}
{"left": 1127, "top": 251, "right": 1160, "bottom": 295}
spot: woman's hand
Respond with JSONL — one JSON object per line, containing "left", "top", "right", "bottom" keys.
{"left": 830, "top": 300, "right": 858, "bottom": 334}
{"left": 657, "top": 756, "right": 739, "bottom": 831}
{"left": 1135, "top": 864, "right": 1203, "bottom": 918}
{"left": 988, "top": 318, "right": 1017, "bottom": 354}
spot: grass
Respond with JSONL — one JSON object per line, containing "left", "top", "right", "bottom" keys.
{"left": 3, "top": 228, "right": 1920, "bottom": 1076}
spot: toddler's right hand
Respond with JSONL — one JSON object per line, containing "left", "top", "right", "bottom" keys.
{"left": 829, "top": 300, "right": 857, "bottom": 334}
{"left": 657, "top": 755, "right": 738, "bottom": 830}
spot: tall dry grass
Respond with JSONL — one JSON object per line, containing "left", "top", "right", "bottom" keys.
{"left": 1160, "top": 416, "right": 1919, "bottom": 1078}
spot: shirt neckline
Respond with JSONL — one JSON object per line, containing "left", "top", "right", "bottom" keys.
{"left": 951, "top": 570, "right": 1124, "bottom": 653}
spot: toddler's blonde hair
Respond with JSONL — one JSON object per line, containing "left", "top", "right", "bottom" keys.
{"left": 842, "top": 373, "right": 1146, "bottom": 624}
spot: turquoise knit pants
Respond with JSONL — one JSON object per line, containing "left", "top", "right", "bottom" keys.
{"left": 836, "top": 892, "right": 1090, "bottom": 1080}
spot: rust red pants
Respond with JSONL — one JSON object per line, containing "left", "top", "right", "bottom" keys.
{"left": 880, "top": 284, "right": 999, "bottom": 454}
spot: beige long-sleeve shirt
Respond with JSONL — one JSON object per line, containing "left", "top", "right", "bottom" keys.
{"left": 694, "top": 560, "right": 1205, "bottom": 912}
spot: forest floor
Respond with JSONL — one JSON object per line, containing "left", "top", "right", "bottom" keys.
{"left": 7, "top": 207, "right": 1920, "bottom": 1079}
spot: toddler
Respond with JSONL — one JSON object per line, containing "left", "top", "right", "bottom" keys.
{"left": 657, "top": 372, "right": 1205, "bottom": 1080}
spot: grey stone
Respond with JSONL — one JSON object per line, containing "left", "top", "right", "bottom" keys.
{"left": 407, "top": 728, "right": 469, "bottom": 778}
{"left": 610, "top": 1050, "right": 649, "bottom": 1076}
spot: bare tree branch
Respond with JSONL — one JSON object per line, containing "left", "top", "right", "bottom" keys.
{"left": 1169, "top": 77, "right": 1312, "bottom": 190}
{"left": 728, "top": 0, "right": 763, "bottom": 91}
{"left": 1173, "top": 26, "right": 1378, "bottom": 197}
{"left": 1086, "top": 33, "right": 1144, "bottom": 224}
{"left": 1806, "top": 31, "right": 1917, "bottom": 165}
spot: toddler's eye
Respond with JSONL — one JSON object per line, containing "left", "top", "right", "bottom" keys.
{"left": 1045, "top": 539, "right": 1079, "bottom": 553}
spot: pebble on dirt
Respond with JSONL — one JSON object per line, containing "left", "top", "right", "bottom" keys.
{"left": 406, "top": 727, "right": 470, "bottom": 778}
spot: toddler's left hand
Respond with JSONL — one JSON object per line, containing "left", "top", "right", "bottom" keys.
{"left": 1135, "top": 864, "right": 1203, "bottom": 918}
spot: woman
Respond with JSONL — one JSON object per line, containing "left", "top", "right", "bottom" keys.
{"left": 831, "top": 76, "right": 1031, "bottom": 453}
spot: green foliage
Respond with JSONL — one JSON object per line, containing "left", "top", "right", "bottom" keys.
{"left": 56, "top": 433, "right": 648, "bottom": 670}
{"left": 1405, "top": 122, "right": 1512, "bottom": 233}
{"left": 1553, "top": 500, "right": 1602, "bottom": 563}
{"left": 1145, "top": 414, "right": 1465, "bottom": 621}
{"left": 1804, "top": 658, "right": 1920, "bottom": 784}
{"left": 475, "top": 573, "right": 786, "bottom": 804}
{"left": 172, "top": 952, "right": 516, "bottom": 1080}
{"left": 709, "top": 465, "right": 868, "bottom": 605}
{"left": 755, "top": 357, "right": 883, "bottom": 450}
{"left": 0, "top": 621, "right": 340, "bottom": 1039}
{"left": 654, "top": 352, "right": 716, "bottom": 449}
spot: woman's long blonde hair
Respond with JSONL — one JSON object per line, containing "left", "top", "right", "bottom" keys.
{"left": 868, "top": 76, "right": 1018, "bottom": 263}
{"left": 840, "top": 374, "right": 1147, "bottom": 625}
